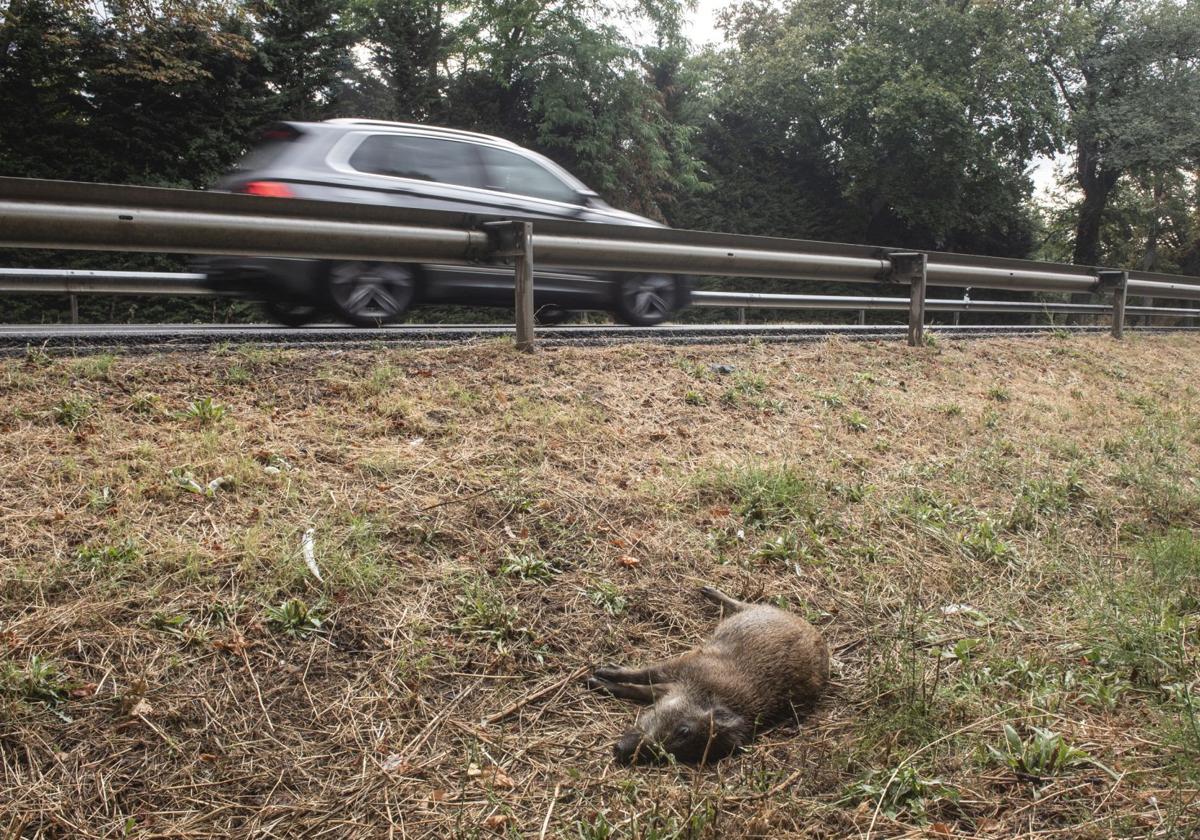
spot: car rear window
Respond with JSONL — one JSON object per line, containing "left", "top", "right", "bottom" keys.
{"left": 348, "top": 134, "right": 484, "bottom": 189}
{"left": 477, "top": 146, "right": 582, "bottom": 204}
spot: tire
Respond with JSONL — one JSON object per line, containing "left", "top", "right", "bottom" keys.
{"left": 262, "top": 299, "right": 320, "bottom": 328}
{"left": 324, "top": 261, "right": 416, "bottom": 327}
{"left": 612, "top": 273, "right": 682, "bottom": 326}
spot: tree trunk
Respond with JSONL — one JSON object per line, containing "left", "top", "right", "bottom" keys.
{"left": 1071, "top": 137, "right": 1119, "bottom": 267}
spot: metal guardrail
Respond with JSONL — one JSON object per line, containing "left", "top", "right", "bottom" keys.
{"left": 5, "top": 270, "right": 1198, "bottom": 321}
{"left": 693, "top": 291, "right": 1200, "bottom": 319}
{"left": 0, "top": 268, "right": 212, "bottom": 295}
{"left": 4, "top": 176, "right": 1200, "bottom": 346}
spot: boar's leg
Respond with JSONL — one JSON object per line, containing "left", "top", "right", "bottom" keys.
{"left": 592, "top": 654, "right": 689, "bottom": 685}
{"left": 698, "top": 585, "right": 749, "bottom": 614}
{"left": 585, "top": 676, "right": 674, "bottom": 704}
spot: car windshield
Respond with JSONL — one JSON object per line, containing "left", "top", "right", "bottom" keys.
{"left": 477, "top": 146, "right": 584, "bottom": 204}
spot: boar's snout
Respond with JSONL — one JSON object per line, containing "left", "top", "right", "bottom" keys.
{"left": 613, "top": 730, "right": 649, "bottom": 765}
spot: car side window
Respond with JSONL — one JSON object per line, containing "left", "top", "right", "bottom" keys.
{"left": 477, "top": 146, "right": 582, "bottom": 205}
{"left": 348, "top": 134, "right": 484, "bottom": 189}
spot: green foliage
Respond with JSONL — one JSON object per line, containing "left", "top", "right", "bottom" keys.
{"left": 1008, "top": 473, "right": 1085, "bottom": 530}
{"left": 960, "top": 518, "right": 1014, "bottom": 565}
{"left": 24, "top": 344, "right": 53, "bottom": 368}
{"left": 498, "top": 551, "right": 559, "bottom": 583}
{"left": 77, "top": 540, "right": 141, "bottom": 571}
{"left": 454, "top": 577, "right": 531, "bottom": 653}
{"left": 586, "top": 581, "right": 628, "bottom": 616}
{"left": 1087, "top": 530, "right": 1200, "bottom": 689}
{"left": 180, "top": 397, "right": 228, "bottom": 426}
{"left": 53, "top": 396, "right": 93, "bottom": 430}
{"left": 703, "top": 465, "right": 819, "bottom": 530}
{"left": 987, "top": 724, "right": 1113, "bottom": 784}
{"left": 2, "top": 655, "right": 72, "bottom": 707}
{"left": 1037, "top": 0, "right": 1200, "bottom": 266}
{"left": 265, "top": 597, "right": 325, "bottom": 637}
{"left": 844, "top": 409, "right": 868, "bottom": 432}
{"left": 840, "top": 765, "right": 959, "bottom": 822}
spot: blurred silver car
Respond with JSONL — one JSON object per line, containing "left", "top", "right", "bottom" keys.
{"left": 200, "top": 119, "right": 691, "bottom": 326}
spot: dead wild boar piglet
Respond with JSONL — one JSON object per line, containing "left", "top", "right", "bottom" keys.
{"left": 587, "top": 586, "right": 829, "bottom": 765}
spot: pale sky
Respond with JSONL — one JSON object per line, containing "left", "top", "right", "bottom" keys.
{"left": 683, "top": 0, "right": 728, "bottom": 46}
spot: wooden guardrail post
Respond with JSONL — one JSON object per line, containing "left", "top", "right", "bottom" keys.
{"left": 513, "top": 222, "right": 535, "bottom": 351}
{"left": 889, "top": 252, "right": 928, "bottom": 346}
{"left": 1096, "top": 269, "right": 1128, "bottom": 339}
{"left": 483, "top": 220, "right": 536, "bottom": 352}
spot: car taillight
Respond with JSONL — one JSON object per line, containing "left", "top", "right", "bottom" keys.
{"left": 239, "top": 181, "right": 295, "bottom": 198}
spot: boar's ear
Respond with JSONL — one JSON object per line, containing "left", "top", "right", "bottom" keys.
{"left": 710, "top": 705, "right": 747, "bottom": 738}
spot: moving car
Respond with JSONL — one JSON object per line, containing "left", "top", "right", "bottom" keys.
{"left": 199, "top": 119, "right": 691, "bottom": 327}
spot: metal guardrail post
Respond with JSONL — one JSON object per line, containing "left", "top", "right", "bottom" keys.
{"left": 1096, "top": 270, "right": 1129, "bottom": 339}
{"left": 890, "top": 252, "right": 928, "bottom": 346}
{"left": 69, "top": 294, "right": 79, "bottom": 325}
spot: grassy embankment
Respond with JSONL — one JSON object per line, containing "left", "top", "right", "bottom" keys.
{"left": 2, "top": 334, "right": 1198, "bottom": 838}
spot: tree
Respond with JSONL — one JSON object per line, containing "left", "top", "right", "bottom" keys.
{"left": 1042, "top": 0, "right": 1200, "bottom": 266}
{"left": 442, "top": 0, "right": 705, "bottom": 219}
{"left": 84, "top": 1, "right": 267, "bottom": 187}
{"left": 704, "top": 0, "right": 1060, "bottom": 253}
{"left": 351, "top": 0, "right": 446, "bottom": 121}
{"left": 0, "top": 0, "right": 97, "bottom": 180}
{"left": 250, "top": 0, "right": 356, "bottom": 121}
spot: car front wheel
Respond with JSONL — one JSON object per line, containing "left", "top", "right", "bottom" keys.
{"left": 613, "top": 273, "right": 681, "bottom": 326}
{"left": 325, "top": 261, "right": 416, "bottom": 327}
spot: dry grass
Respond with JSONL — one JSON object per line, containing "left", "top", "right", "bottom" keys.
{"left": 2, "top": 333, "right": 1199, "bottom": 839}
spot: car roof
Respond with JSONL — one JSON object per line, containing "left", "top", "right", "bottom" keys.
{"left": 322, "top": 119, "right": 522, "bottom": 150}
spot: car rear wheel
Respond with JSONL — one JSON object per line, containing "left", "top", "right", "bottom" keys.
{"left": 613, "top": 274, "right": 680, "bottom": 326}
{"left": 325, "top": 261, "right": 416, "bottom": 327}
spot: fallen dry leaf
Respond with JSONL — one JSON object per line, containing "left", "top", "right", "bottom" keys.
{"left": 482, "top": 814, "right": 509, "bottom": 831}
{"left": 213, "top": 634, "right": 254, "bottom": 655}
{"left": 467, "top": 763, "right": 515, "bottom": 789}
{"left": 928, "top": 823, "right": 953, "bottom": 837}
{"left": 128, "top": 698, "right": 154, "bottom": 717}
{"left": 69, "top": 683, "right": 98, "bottom": 699}
{"left": 617, "top": 555, "right": 640, "bottom": 568}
